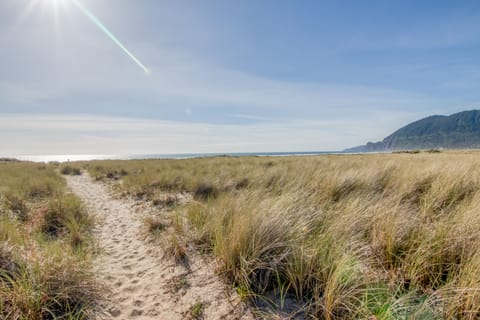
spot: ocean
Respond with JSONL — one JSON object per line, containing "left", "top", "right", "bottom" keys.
{"left": 10, "top": 151, "right": 341, "bottom": 163}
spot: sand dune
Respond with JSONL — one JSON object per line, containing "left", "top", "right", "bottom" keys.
{"left": 67, "top": 174, "right": 253, "bottom": 320}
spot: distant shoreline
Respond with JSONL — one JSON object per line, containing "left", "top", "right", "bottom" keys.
{"left": 6, "top": 151, "right": 342, "bottom": 163}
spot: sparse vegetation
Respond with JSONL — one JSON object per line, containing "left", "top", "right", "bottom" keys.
{"left": 0, "top": 162, "right": 97, "bottom": 319}
{"left": 189, "top": 301, "right": 205, "bottom": 320}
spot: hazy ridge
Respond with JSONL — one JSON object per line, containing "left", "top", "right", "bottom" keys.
{"left": 345, "top": 110, "right": 480, "bottom": 152}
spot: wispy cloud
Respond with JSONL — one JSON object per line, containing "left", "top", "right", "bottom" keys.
{"left": 227, "top": 113, "right": 271, "bottom": 121}
{"left": 0, "top": 82, "right": 48, "bottom": 105}
{"left": 0, "top": 43, "right": 432, "bottom": 119}
{"left": 0, "top": 112, "right": 425, "bottom": 155}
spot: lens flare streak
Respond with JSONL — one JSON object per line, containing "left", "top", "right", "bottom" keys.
{"left": 71, "top": 0, "right": 150, "bottom": 74}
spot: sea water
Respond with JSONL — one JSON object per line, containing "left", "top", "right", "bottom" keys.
{"left": 10, "top": 151, "right": 340, "bottom": 163}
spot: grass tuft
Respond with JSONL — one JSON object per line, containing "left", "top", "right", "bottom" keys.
{"left": 144, "top": 215, "right": 168, "bottom": 233}
{"left": 60, "top": 165, "right": 82, "bottom": 176}
{"left": 188, "top": 301, "right": 205, "bottom": 320}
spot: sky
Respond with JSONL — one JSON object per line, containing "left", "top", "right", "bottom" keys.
{"left": 1, "top": 0, "right": 480, "bottom": 155}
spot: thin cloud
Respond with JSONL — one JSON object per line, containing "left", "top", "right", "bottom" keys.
{"left": 227, "top": 113, "right": 271, "bottom": 121}
{"left": 0, "top": 112, "right": 426, "bottom": 155}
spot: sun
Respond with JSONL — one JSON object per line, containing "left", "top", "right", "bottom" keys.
{"left": 46, "top": 0, "right": 67, "bottom": 5}
{"left": 14, "top": 0, "right": 69, "bottom": 31}
{"left": 45, "top": 0, "right": 68, "bottom": 11}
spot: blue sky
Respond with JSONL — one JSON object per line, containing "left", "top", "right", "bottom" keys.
{"left": 1, "top": 0, "right": 480, "bottom": 155}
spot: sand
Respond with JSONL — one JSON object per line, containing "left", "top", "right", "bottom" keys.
{"left": 67, "top": 174, "right": 253, "bottom": 320}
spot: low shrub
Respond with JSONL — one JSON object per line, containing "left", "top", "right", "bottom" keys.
{"left": 60, "top": 166, "right": 82, "bottom": 176}
{"left": 193, "top": 183, "right": 218, "bottom": 200}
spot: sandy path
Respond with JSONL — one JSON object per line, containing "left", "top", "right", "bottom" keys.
{"left": 67, "top": 174, "right": 253, "bottom": 320}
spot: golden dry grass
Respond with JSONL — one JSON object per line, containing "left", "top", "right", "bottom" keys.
{"left": 84, "top": 151, "right": 480, "bottom": 319}
{"left": 0, "top": 161, "right": 97, "bottom": 319}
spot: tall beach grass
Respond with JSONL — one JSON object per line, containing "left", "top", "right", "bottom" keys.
{"left": 0, "top": 161, "right": 97, "bottom": 319}
{"left": 84, "top": 151, "right": 480, "bottom": 318}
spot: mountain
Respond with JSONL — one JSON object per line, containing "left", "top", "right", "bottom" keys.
{"left": 345, "top": 110, "right": 480, "bottom": 152}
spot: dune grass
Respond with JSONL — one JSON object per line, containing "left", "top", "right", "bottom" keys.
{"left": 0, "top": 161, "right": 97, "bottom": 319}
{"left": 83, "top": 152, "right": 480, "bottom": 318}
{"left": 60, "top": 165, "right": 82, "bottom": 176}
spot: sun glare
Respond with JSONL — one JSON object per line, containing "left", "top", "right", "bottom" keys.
{"left": 44, "top": 0, "right": 68, "bottom": 33}
{"left": 43, "top": 0, "right": 67, "bottom": 11}
{"left": 20, "top": 0, "right": 150, "bottom": 75}
{"left": 45, "top": 0, "right": 68, "bottom": 13}
{"left": 46, "top": 0, "right": 66, "bottom": 5}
